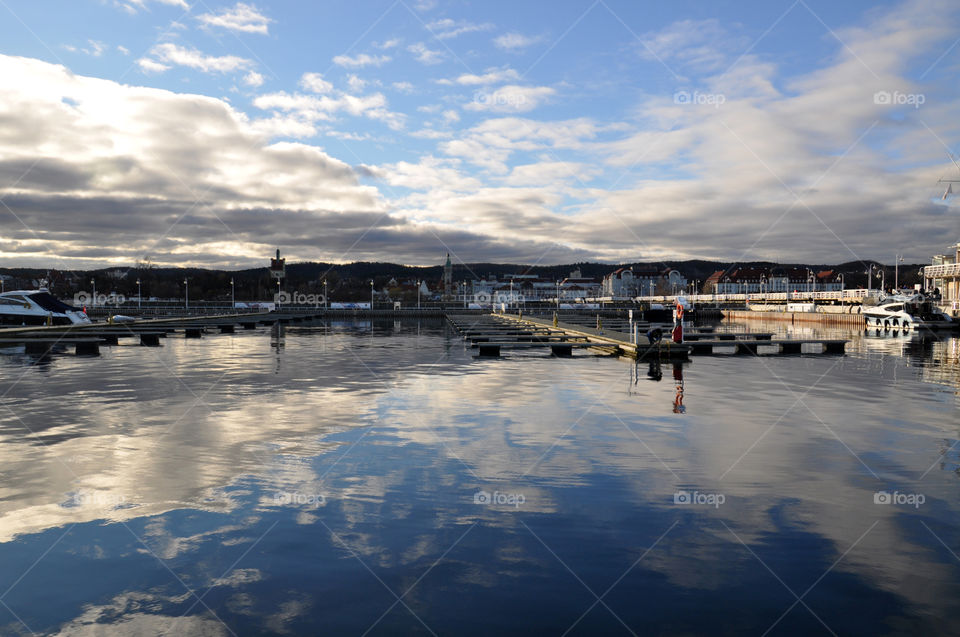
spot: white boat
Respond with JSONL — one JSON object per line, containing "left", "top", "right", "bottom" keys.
{"left": 861, "top": 293, "right": 955, "bottom": 330}
{"left": 0, "top": 289, "right": 91, "bottom": 326}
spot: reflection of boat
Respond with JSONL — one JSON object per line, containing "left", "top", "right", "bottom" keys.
{"left": 0, "top": 289, "right": 91, "bottom": 326}
{"left": 861, "top": 294, "right": 955, "bottom": 330}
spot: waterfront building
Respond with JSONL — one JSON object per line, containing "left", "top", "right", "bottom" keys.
{"left": 708, "top": 267, "right": 839, "bottom": 294}
{"left": 602, "top": 267, "right": 687, "bottom": 297}
{"left": 923, "top": 243, "right": 960, "bottom": 315}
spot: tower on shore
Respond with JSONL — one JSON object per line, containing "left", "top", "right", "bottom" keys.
{"left": 443, "top": 253, "right": 453, "bottom": 300}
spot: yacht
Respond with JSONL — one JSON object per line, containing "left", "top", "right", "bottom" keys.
{"left": 861, "top": 293, "right": 955, "bottom": 330}
{"left": 0, "top": 289, "right": 91, "bottom": 326}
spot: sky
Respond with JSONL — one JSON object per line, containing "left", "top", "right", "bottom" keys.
{"left": 0, "top": 0, "right": 959, "bottom": 270}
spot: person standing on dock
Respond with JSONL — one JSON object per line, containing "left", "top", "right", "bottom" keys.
{"left": 672, "top": 299, "right": 684, "bottom": 343}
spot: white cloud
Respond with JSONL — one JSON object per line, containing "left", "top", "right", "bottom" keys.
{"left": 0, "top": 53, "right": 396, "bottom": 268}
{"left": 426, "top": 18, "right": 493, "bottom": 40}
{"left": 299, "top": 72, "right": 332, "bottom": 93}
{"left": 407, "top": 42, "right": 444, "bottom": 65}
{"left": 253, "top": 89, "right": 405, "bottom": 130}
{"left": 465, "top": 85, "right": 556, "bottom": 113}
{"left": 440, "top": 67, "right": 521, "bottom": 86}
{"left": 136, "top": 58, "right": 171, "bottom": 73}
{"left": 347, "top": 74, "right": 367, "bottom": 92}
{"left": 442, "top": 109, "right": 460, "bottom": 124}
{"left": 332, "top": 53, "right": 391, "bottom": 68}
{"left": 117, "top": 45, "right": 130, "bottom": 56}
{"left": 197, "top": 3, "right": 273, "bottom": 35}
{"left": 114, "top": 0, "right": 188, "bottom": 13}
{"left": 139, "top": 43, "right": 254, "bottom": 74}
{"left": 638, "top": 19, "right": 745, "bottom": 72}
{"left": 493, "top": 32, "right": 542, "bottom": 51}
{"left": 66, "top": 41, "right": 109, "bottom": 57}
{"left": 86, "top": 40, "right": 107, "bottom": 57}
{"left": 413, "top": 0, "right": 437, "bottom": 10}
{"left": 242, "top": 71, "right": 264, "bottom": 88}
{"left": 375, "top": 38, "right": 402, "bottom": 50}
{"left": 392, "top": 81, "right": 414, "bottom": 93}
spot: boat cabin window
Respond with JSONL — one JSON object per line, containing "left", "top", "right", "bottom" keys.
{"left": 28, "top": 292, "right": 76, "bottom": 313}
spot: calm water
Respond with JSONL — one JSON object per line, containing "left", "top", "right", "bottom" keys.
{"left": 1, "top": 319, "right": 959, "bottom": 636}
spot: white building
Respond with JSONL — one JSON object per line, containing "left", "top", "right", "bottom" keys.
{"left": 924, "top": 243, "right": 960, "bottom": 315}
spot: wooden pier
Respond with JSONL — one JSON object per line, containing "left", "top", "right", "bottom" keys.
{"left": 448, "top": 313, "right": 848, "bottom": 359}
{"left": 0, "top": 310, "right": 847, "bottom": 361}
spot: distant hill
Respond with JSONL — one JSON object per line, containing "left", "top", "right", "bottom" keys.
{"left": 0, "top": 258, "right": 929, "bottom": 300}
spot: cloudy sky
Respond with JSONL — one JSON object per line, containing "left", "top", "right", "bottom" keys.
{"left": 0, "top": 0, "right": 958, "bottom": 269}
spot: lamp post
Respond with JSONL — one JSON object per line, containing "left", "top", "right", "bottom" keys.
{"left": 838, "top": 274, "right": 845, "bottom": 311}
{"left": 230, "top": 277, "right": 235, "bottom": 312}
{"left": 760, "top": 275, "right": 767, "bottom": 296}
{"left": 184, "top": 278, "right": 189, "bottom": 311}
{"left": 90, "top": 278, "right": 96, "bottom": 307}
{"left": 370, "top": 280, "right": 374, "bottom": 309}
{"left": 895, "top": 254, "right": 904, "bottom": 291}
{"left": 556, "top": 280, "right": 560, "bottom": 310}
{"left": 136, "top": 278, "right": 141, "bottom": 310}
{"left": 323, "top": 280, "right": 328, "bottom": 309}
{"left": 509, "top": 280, "right": 513, "bottom": 310}
{"left": 417, "top": 280, "right": 421, "bottom": 309}
{"left": 276, "top": 279, "right": 281, "bottom": 308}
{"left": 867, "top": 264, "right": 873, "bottom": 293}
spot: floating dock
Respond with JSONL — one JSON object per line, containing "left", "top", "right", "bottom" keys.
{"left": 448, "top": 313, "right": 848, "bottom": 359}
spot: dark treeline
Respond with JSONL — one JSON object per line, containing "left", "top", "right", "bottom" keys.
{"left": 0, "top": 258, "right": 928, "bottom": 301}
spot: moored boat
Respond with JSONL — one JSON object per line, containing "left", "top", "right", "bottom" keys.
{"left": 861, "top": 293, "right": 955, "bottom": 330}
{"left": 0, "top": 289, "right": 91, "bottom": 326}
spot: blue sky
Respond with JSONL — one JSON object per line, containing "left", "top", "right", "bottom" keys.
{"left": 0, "top": 0, "right": 958, "bottom": 268}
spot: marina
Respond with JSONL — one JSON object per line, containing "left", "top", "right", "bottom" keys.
{"left": 1, "top": 316, "right": 959, "bottom": 634}
{"left": 3, "top": 0, "right": 960, "bottom": 633}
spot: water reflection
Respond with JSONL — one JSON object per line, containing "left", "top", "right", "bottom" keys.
{"left": 0, "top": 319, "right": 958, "bottom": 634}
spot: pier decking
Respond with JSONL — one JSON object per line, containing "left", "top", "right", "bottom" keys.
{"left": 448, "top": 313, "right": 847, "bottom": 359}
{"left": 0, "top": 310, "right": 847, "bottom": 360}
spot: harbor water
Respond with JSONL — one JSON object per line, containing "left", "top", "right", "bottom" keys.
{"left": 1, "top": 319, "right": 959, "bottom": 635}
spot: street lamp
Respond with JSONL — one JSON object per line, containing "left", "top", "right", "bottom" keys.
{"left": 370, "top": 280, "right": 374, "bottom": 309}
{"left": 136, "top": 278, "right": 141, "bottom": 310}
{"left": 230, "top": 277, "right": 235, "bottom": 312}
{"left": 90, "top": 278, "right": 96, "bottom": 307}
{"left": 895, "top": 254, "right": 904, "bottom": 291}
{"left": 184, "top": 278, "right": 189, "bottom": 311}
{"left": 556, "top": 280, "right": 560, "bottom": 310}
{"left": 417, "top": 280, "right": 421, "bottom": 308}
{"left": 276, "top": 279, "right": 281, "bottom": 307}
{"left": 323, "top": 280, "right": 328, "bottom": 309}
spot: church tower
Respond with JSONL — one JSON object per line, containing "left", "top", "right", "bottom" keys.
{"left": 443, "top": 253, "right": 453, "bottom": 300}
